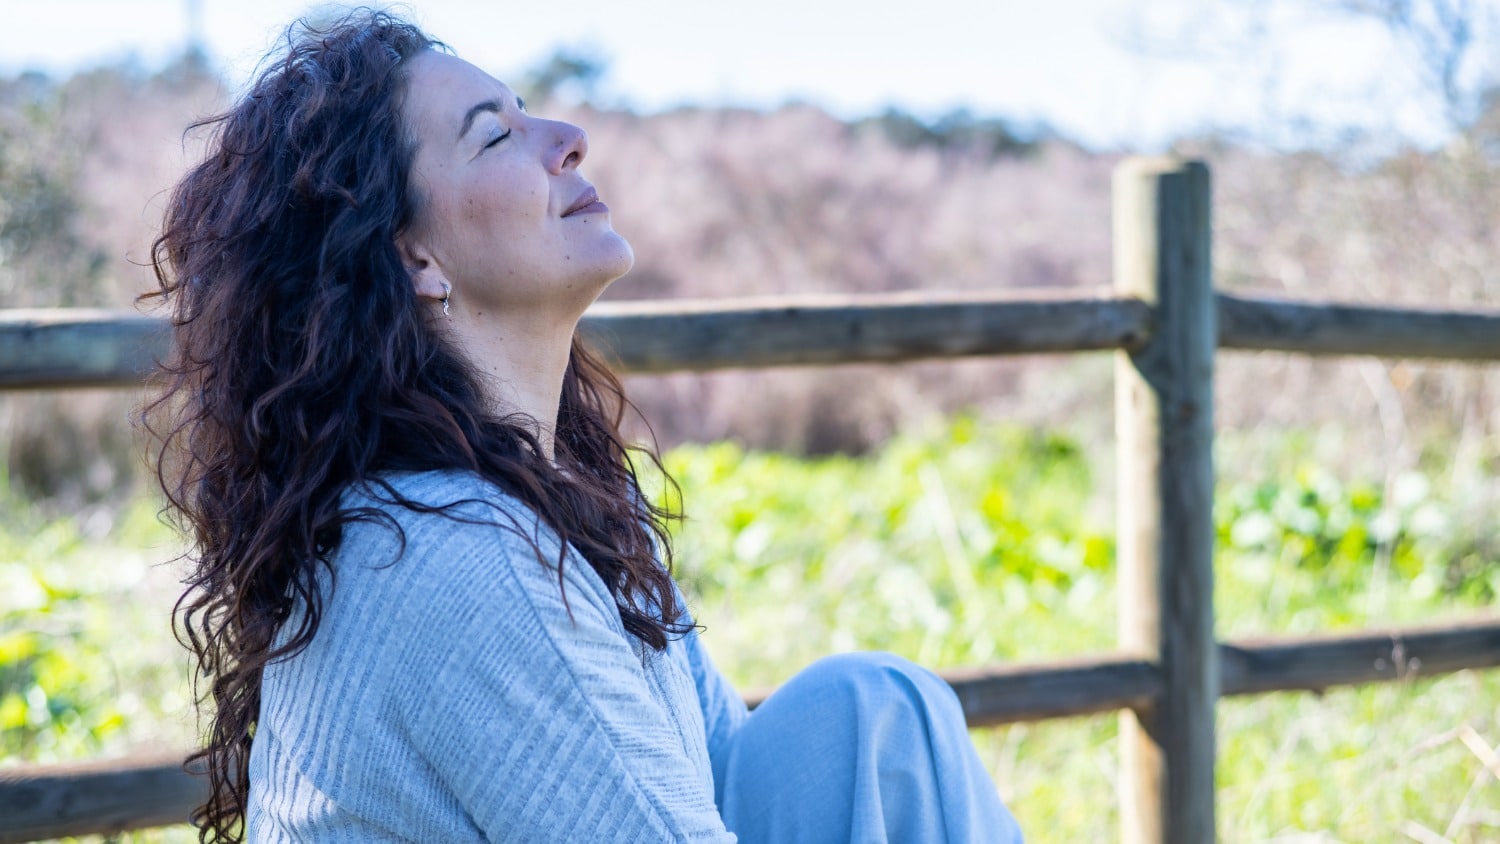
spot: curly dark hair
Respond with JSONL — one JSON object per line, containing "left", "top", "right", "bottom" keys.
{"left": 142, "top": 9, "right": 686, "bottom": 841}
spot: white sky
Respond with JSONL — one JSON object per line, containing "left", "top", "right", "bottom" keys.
{"left": 0, "top": 0, "right": 1475, "bottom": 150}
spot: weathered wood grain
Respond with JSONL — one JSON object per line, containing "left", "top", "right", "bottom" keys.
{"left": 5, "top": 290, "right": 1499, "bottom": 391}
{"left": 1220, "top": 615, "right": 1500, "bottom": 695}
{"left": 1114, "top": 157, "right": 1218, "bottom": 844}
{"left": 0, "top": 293, "right": 1155, "bottom": 390}
{"left": 580, "top": 290, "right": 1153, "bottom": 371}
{"left": 0, "top": 309, "right": 168, "bottom": 389}
{"left": 1219, "top": 293, "right": 1500, "bottom": 361}
{"left": 0, "top": 751, "right": 203, "bottom": 844}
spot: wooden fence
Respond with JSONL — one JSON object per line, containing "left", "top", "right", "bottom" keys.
{"left": 2, "top": 157, "right": 1500, "bottom": 842}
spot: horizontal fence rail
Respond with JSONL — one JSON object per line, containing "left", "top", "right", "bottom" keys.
{"left": 6, "top": 291, "right": 1500, "bottom": 391}
{"left": 4, "top": 616, "right": 1497, "bottom": 843}
{"left": 0, "top": 292, "right": 1154, "bottom": 390}
{"left": 581, "top": 291, "right": 1152, "bottom": 371}
{"left": 0, "top": 309, "right": 167, "bottom": 390}
{"left": 1218, "top": 293, "right": 1500, "bottom": 360}
{"left": 0, "top": 753, "right": 205, "bottom": 844}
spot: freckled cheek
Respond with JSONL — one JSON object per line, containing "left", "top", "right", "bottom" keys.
{"left": 455, "top": 194, "right": 502, "bottom": 227}
{"left": 452, "top": 175, "right": 546, "bottom": 232}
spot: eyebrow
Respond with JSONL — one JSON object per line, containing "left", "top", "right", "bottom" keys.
{"left": 457, "top": 95, "right": 527, "bottom": 141}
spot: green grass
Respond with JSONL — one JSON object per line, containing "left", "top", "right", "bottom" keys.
{"left": 657, "top": 416, "right": 1500, "bottom": 842}
{"left": 0, "top": 494, "right": 195, "bottom": 765}
{"left": 4, "top": 416, "right": 1498, "bottom": 842}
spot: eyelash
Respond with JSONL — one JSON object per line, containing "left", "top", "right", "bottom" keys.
{"left": 484, "top": 129, "right": 512, "bottom": 150}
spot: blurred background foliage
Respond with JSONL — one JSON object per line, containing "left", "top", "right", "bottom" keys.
{"left": 2, "top": 4, "right": 1500, "bottom": 494}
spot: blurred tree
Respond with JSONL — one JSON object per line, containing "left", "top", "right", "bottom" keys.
{"left": 855, "top": 107, "right": 1040, "bottom": 159}
{"left": 0, "top": 66, "right": 167, "bottom": 505}
{"left": 1322, "top": 0, "right": 1487, "bottom": 128}
{"left": 518, "top": 47, "right": 609, "bottom": 106}
{"left": 1115, "top": 0, "right": 1496, "bottom": 147}
{"left": 0, "top": 73, "right": 106, "bottom": 308}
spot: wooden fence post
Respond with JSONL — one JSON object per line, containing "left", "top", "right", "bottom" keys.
{"left": 1114, "top": 158, "right": 1218, "bottom": 844}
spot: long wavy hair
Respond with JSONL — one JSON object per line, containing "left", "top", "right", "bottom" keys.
{"left": 143, "top": 10, "right": 686, "bottom": 842}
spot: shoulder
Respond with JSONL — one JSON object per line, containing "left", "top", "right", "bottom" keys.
{"left": 328, "top": 468, "right": 621, "bottom": 632}
{"left": 343, "top": 468, "right": 524, "bottom": 525}
{"left": 336, "top": 469, "right": 551, "bottom": 564}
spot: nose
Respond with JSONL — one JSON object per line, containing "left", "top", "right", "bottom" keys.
{"left": 546, "top": 120, "right": 588, "bottom": 174}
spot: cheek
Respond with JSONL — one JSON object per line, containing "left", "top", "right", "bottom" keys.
{"left": 458, "top": 165, "right": 546, "bottom": 229}
{"left": 453, "top": 198, "right": 543, "bottom": 261}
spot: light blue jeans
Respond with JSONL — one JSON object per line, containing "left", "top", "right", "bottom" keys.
{"left": 712, "top": 652, "right": 1025, "bottom": 843}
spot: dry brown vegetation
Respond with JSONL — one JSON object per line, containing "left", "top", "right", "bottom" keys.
{"left": 1, "top": 58, "right": 1497, "bottom": 505}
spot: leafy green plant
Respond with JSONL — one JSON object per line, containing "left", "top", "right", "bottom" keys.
{"left": 0, "top": 493, "right": 192, "bottom": 765}
{"left": 653, "top": 416, "right": 1118, "bottom": 685}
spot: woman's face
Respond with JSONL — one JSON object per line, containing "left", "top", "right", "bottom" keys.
{"left": 398, "top": 51, "right": 632, "bottom": 319}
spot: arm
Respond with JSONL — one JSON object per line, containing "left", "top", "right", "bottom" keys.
{"left": 395, "top": 494, "right": 735, "bottom": 843}
{"left": 680, "top": 614, "right": 749, "bottom": 767}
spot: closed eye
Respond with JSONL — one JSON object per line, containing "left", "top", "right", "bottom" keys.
{"left": 484, "top": 129, "right": 512, "bottom": 150}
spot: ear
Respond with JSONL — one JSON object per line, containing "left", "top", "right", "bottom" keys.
{"left": 396, "top": 231, "right": 451, "bottom": 303}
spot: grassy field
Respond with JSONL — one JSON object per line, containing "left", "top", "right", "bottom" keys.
{"left": 2, "top": 417, "right": 1497, "bottom": 842}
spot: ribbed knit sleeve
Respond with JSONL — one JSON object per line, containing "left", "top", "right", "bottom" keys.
{"left": 247, "top": 471, "right": 736, "bottom": 843}
{"left": 682, "top": 620, "right": 749, "bottom": 768}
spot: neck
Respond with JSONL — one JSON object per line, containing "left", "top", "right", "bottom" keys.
{"left": 443, "top": 307, "right": 578, "bottom": 461}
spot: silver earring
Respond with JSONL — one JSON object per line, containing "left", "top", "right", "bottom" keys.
{"left": 441, "top": 284, "right": 451, "bottom": 318}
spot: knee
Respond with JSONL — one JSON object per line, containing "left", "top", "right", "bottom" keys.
{"left": 807, "top": 650, "right": 942, "bottom": 686}
{"left": 795, "top": 651, "right": 960, "bottom": 718}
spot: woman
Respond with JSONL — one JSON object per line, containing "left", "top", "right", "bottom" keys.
{"left": 148, "top": 9, "right": 1023, "bottom": 843}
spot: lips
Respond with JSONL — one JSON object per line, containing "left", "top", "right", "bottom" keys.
{"left": 561, "top": 186, "right": 608, "bottom": 218}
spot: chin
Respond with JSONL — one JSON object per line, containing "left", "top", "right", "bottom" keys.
{"left": 598, "top": 231, "right": 635, "bottom": 283}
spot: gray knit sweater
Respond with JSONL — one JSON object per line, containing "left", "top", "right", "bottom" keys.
{"left": 246, "top": 470, "right": 745, "bottom": 842}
